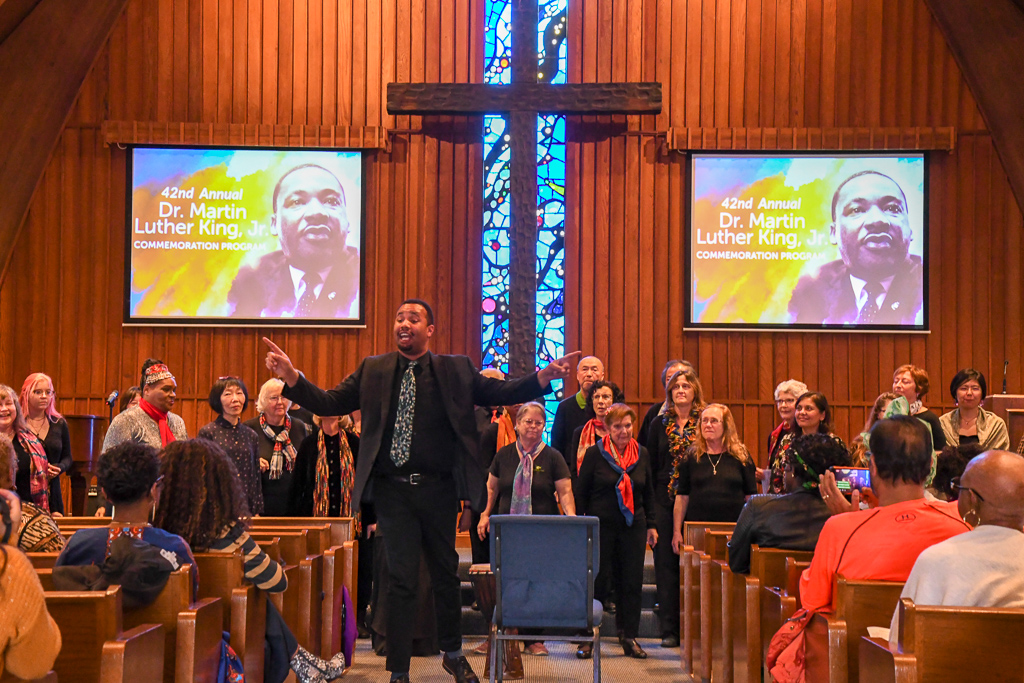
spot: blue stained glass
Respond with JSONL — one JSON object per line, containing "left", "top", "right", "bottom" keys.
{"left": 483, "top": 0, "right": 567, "bottom": 435}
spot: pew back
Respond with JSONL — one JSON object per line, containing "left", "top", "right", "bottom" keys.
{"left": 193, "top": 552, "right": 266, "bottom": 682}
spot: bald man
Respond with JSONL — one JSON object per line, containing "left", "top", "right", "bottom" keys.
{"left": 550, "top": 356, "right": 604, "bottom": 460}
{"left": 888, "top": 450, "right": 1024, "bottom": 644}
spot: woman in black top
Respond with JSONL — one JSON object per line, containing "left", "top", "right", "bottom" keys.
{"left": 477, "top": 401, "right": 574, "bottom": 657}
{"left": 727, "top": 433, "right": 849, "bottom": 574}
{"left": 671, "top": 404, "right": 757, "bottom": 553}
{"left": 197, "top": 376, "right": 264, "bottom": 516}
{"left": 575, "top": 403, "right": 657, "bottom": 660}
{"left": 19, "top": 373, "right": 71, "bottom": 515}
{"left": 245, "top": 378, "right": 309, "bottom": 516}
{"left": 645, "top": 366, "right": 704, "bottom": 647}
{"left": 289, "top": 414, "right": 361, "bottom": 518}
{"left": 891, "top": 364, "right": 946, "bottom": 451}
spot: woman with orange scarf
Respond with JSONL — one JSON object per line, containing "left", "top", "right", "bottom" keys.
{"left": 470, "top": 403, "right": 521, "bottom": 565}
{"left": 575, "top": 403, "right": 657, "bottom": 660}
{"left": 567, "top": 380, "right": 623, "bottom": 479}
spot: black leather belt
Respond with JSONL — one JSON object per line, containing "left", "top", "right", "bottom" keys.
{"left": 387, "top": 472, "right": 451, "bottom": 485}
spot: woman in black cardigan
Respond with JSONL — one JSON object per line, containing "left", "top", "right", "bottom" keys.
{"left": 245, "top": 378, "right": 309, "bottom": 517}
{"left": 575, "top": 403, "right": 657, "bottom": 660}
{"left": 20, "top": 373, "right": 72, "bottom": 515}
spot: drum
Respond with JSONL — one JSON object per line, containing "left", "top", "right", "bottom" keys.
{"left": 468, "top": 564, "right": 523, "bottom": 679}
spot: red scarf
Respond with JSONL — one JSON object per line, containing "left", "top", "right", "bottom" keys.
{"left": 576, "top": 418, "right": 605, "bottom": 474}
{"left": 138, "top": 398, "right": 176, "bottom": 447}
{"left": 599, "top": 434, "right": 641, "bottom": 523}
{"left": 16, "top": 430, "right": 50, "bottom": 512}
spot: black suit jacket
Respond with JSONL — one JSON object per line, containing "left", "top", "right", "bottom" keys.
{"left": 788, "top": 255, "right": 924, "bottom": 325}
{"left": 227, "top": 248, "right": 360, "bottom": 318}
{"left": 281, "top": 351, "right": 550, "bottom": 511}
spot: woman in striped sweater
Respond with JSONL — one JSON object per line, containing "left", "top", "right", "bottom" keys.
{"left": 154, "top": 438, "right": 347, "bottom": 683}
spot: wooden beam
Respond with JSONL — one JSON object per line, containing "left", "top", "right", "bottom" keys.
{"left": 923, "top": 0, "right": 1024, "bottom": 213}
{"left": 0, "top": 0, "right": 128, "bottom": 282}
{"left": 387, "top": 82, "right": 663, "bottom": 116}
{"left": 664, "top": 126, "right": 957, "bottom": 151}
{"left": 101, "top": 121, "right": 390, "bottom": 150}
{"left": 0, "top": 0, "right": 42, "bottom": 46}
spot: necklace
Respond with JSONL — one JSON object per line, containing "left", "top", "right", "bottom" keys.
{"left": 709, "top": 453, "right": 724, "bottom": 475}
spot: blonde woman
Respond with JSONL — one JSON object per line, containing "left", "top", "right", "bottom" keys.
{"left": 671, "top": 404, "right": 757, "bottom": 553}
{"left": 245, "top": 378, "right": 309, "bottom": 516}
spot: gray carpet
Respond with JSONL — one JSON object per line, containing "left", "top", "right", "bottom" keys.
{"left": 342, "top": 636, "right": 689, "bottom": 682}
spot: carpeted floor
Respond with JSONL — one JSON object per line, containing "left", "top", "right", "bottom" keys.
{"left": 342, "top": 636, "right": 688, "bottom": 682}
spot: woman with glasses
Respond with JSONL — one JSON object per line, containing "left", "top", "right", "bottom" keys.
{"left": 18, "top": 373, "right": 71, "bottom": 515}
{"left": 477, "top": 401, "right": 574, "bottom": 656}
{"left": 764, "top": 379, "right": 808, "bottom": 494}
{"left": 939, "top": 369, "right": 1009, "bottom": 450}
{"left": 671, "top": 404, "right": 758, "bottom": 554}
{"left": 197, "top": 377, "right": 264, "bottom": 516}
{"left": 245, "top": 378, "right": 310, "bottom": 517}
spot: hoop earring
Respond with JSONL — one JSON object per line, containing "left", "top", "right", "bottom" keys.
{"left": 962, "top": 508, "right": 981, "bottom": 527}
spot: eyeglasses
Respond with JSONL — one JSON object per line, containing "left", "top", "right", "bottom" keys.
{"left": 700, "top": 417, "right": 722, "bottom": 425}
{"left": 31, "top": 389, "right": 54, "bottom": 397}
{"left": 775, "top": 398, "right": 796, "bottom": 406}
{"left": 519, "top": 419, "right": 545, "bottom": 428}
{"left": 950, "top": 477, "right": 985, "bottom": 502}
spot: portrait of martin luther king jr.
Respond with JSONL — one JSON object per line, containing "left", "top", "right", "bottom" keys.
{"left": 228, "top": 163, "right": 360, "bottom": 319}
{"left": 788, "top": 170, "right": 923, "bottom": 326}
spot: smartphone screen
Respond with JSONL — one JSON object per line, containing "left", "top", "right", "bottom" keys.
{"left": 832, "top": 466, "right": 871, "bottom": 496}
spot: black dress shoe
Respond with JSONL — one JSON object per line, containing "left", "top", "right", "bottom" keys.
{"left": 441, "top": 654, "right": 480, "bottom": 683}
{"left": 576, "top": 643, "right": 593, "bottom": 659}
{"left": 620, "top": 638, "right": 648, "bottom": 659}
{"left": 390, "top": 677, "right": 411, "bottom": 683}
{"left": 604, "top": 601, "right": 617, "bottom": 615}
{"left": 660, "top": 634, "right": 679, "bottom": 648}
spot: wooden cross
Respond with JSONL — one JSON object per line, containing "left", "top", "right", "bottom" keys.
{"left": 388, "top": 0, "right": 661, "bottom": 378}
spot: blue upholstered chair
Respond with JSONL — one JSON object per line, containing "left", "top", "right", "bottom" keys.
{"left": 488, "top": 514, "right": 602, "bottom": 682}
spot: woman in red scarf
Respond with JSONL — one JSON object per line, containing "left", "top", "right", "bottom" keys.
{"left": 574, "top": 403, "right": 657, "bottom": 660}
{"left": 0, "top": 384, "right": 54, "bottom": 512}
{"left": 764, "top": 379, "right": 808, "bottom": 493}
{"left": 567, "top": 380, "right": 623, "bottom": 479}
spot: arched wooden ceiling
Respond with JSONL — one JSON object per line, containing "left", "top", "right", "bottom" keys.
{"left": 0, "top": 0, "right": 127, "bottom": 281}
{"left": 923, "top": 0, "right": 1024, "bottom": 215}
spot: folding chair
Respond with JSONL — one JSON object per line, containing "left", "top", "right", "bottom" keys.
{"left": 488, "top": 514, "right": 602, "bottom": 683}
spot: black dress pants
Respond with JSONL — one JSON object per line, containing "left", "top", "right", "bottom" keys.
{"left": 597, "top": 516, "right": 647, "bottom": 640}
{"left": 653, "top": 499, "right": 679, "bottom": 637}
{"left": 374, "top": 475, "right": 462, "bottom": 673}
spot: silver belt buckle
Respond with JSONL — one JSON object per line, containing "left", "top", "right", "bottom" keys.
{"left": 408, "top": 473, "right": 422, "bottom": 485}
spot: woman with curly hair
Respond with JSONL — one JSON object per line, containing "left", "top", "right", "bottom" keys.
{"left": 645, "top": 367, "right": 705, "bottom": 648}
{"left": 849, "top": 392, "right": 901, "bottom": 466}
{"left": 154, "top": 438, "right": 345, "bottom": 683}
{"left": 671, "top": 404, "right": 757, "bottom": 553}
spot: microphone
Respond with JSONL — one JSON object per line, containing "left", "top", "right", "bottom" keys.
{"left": 105, "top": 390, "right": 119, "bottom": 407}
{"left": 1003, "top": 360, "right": 1009, "bottom": 394}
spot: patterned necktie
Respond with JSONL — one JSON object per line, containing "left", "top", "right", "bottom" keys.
{"left": 390, "top": 360, "right": 418, "bottom": 466}
{"left": 857, "top": 281, "right": 884, "bottom": 324}
{"left": 295, "top": 272, "right": 323, "bottom": 317}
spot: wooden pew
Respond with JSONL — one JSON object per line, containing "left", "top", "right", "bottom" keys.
{"left": 804, "top": 576, "right": 904, "bottom": 683}
{"left": 249, "top": 530, "right": 324, "bottom": 656}
{"left": 193, "top": 552, "right": 267, "bottom": 683}
{"left": 45, "top": 586, "right": 165, "bottom": 683}
{"left": 761, "top": 558, "right": 810, "bottom": 680}
{"left": 26, "top": 552, "right": 60, "bottom": 570}
{"left": 699, "top": 530, "right": 732, "bottom": 683}
{"left": 679, "top": 521, "right": 735, "bottom": 675}
{"left": 858, "top": 599, "right": 1024, "bottom": 683}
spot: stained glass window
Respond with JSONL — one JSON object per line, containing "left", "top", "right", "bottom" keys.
{"left": 482, "top": 0, "right": 567, "bottom": 432}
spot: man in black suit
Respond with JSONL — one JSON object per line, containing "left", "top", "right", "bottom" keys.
{"left": 228, "top": 164, "right": 360, "bottom": 319}
{"left": 788, "top": 170, "right": 924, "bottom": 326}
{"left": 263, "top": 300, "right": 578, "bottom": 683}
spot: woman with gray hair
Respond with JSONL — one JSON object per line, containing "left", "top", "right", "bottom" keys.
{"left": 765, "top": 379, "right": 808, "bottom": 493}
{"left": 245, "top": 378, "right": 310, "bottom": 516}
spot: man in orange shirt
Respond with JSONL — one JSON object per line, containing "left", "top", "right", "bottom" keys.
{"left": 798, "top": 414, "right": 970, "bottom": 612}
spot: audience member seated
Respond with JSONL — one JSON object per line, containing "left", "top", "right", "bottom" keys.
{"left": 477, "top": 401, "right": 574, "bottom": 656}
{"left": 568, "top": 380, "right": 623, "bottom": 478}
{"left": 764, "top": 379, "right": 808, "bottom": 493}
{"left": 645, "top": 366, "right": 704, "bottom": 647}
{"left": 799, "top": 415, "right": 970, "bottom": 614}
{"left": 575, "top": 403, "right": 656, "bottom": 660}
{"left": 929, "top": 442, "right": 985, "bottom": 500}
{"left": 246, "top": 378, "right": 310, "bottom": 517}
{"left": 551, "top": 355, "right": 604, "bottom": 459}
{"left": 56, "top": 441, "right": 198, "bottom": 594}
{"left": 0, "top": 489, "right": 62, "bottom": 680}
{"left": 0, "top": 433, "right": 64, "bottom": 552}
{"left": 20, "top": 372, "right": 73, "bottom": 515}
{"left": 102, "top": 359, "right": 188, "bottom": 452}
{"left": 939, "top": 368, "right": 1009, "bottom": 449}
{"left": 197, "top": 376, "right": 264, "bottom": 516}
{"left": 728, "top": 433, "right": 850, "bottom": 574}
{"left": 637, "top": 359, "right": 691, "bottom": 449}
{"left": 891, "top": 364, "right": 946, "bottom": 450}
{"left": 1, "top": 383, "right": 58, "bottom": 515}
{"left": 888, "top": 449, "right": 1024, "bottom": 645}
{"left": 768, "top": 392, "right": 846, "bottom": 493}
{"left": 671, "top": 404, "right": 758, "bottom": 553}
{"left": 849, "top": 392, "right": 900, "bottom": 466}
{"left": 289, "top": 414, "right": 362, "bottom": 519}
{"left": 154, "top": 438, "right": 345, "bottom": 683}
